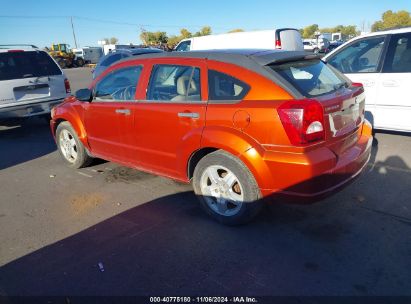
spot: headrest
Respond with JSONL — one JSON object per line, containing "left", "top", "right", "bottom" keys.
{"left": 176, "top": 75, "right": 198, "bottom": 96}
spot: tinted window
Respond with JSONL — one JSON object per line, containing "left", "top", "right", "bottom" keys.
{"left": 0, "top": 51, "right": 61, "bottom": 81}
{"left": 147, "top": 65, "right": 201, "bottom": 101}
{"left": 208, "top": 70, "right": 250, "bottom": 100}
{"left": 95, "top": 66, "right": 142, "bottom": 101}
{"left": 327, "top": 36, "right": 385, "bottom": 73}
{"left": 270, "top": 59, "right": 347, "bottom": 97}
{"left": 175, "top": 41, "right": 191, "bottom": 52}
{"left": 100, "top": 53, "right": 125, "bottom": 67}
{"left": 383, "top": 33, "right": 411, "bottom": 73}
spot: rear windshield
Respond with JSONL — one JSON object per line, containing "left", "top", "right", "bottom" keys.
{"left": 100, "top": 53, "right": 124, "bottom": 67}
{"left": 269, "top": 59, "right": 348, "bottom": 97}
{"left": 0, "top": 51, "right": 61, "bottom": 81}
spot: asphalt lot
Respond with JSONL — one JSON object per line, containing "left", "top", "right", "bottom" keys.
{"left": 0, "top": 67, "right": 410, "bottom": 297}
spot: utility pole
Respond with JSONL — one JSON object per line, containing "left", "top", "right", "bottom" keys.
{"left": 71, "top": 16, "right": 78, "bottom": 48}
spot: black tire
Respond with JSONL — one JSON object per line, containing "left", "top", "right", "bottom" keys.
{"left": 192, "top": 150, "right": 263, "bottom": 225}
{"left": 56, "top": 121, "right": 93, "bottom": 169}
{"left": 56, "top": 58, "right": 66, "bottom": 69}
{"left": 76, "top": 58, "right": 85, "bottom": 67}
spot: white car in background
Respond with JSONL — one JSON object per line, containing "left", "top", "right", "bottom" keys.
{"left": 323, "top": 27, "right": 411, "bottom": 132}
{"left": 174, "top": 28, "right": 304, "bottom": 52}
{"left": 0, "top": 45, "right": 70, "bottom": 121}
{"left": 303, "top": 40, "right": 320, "bottom": 53}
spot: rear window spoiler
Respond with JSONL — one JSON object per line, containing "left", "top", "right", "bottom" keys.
{"left": 265, "top": 53, "right": 323, "bottom": 66}
{"left": 250, "top": 50, "right": 322, "bottom": 67}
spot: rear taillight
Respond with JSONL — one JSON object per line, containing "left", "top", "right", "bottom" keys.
{"left": 275, "top": 38, "right": 282, "bottom": 49}
{"left": 278, "top": 100, "right": 325, "bottom": 146}
{"left": 64, "top": 78, "right": 71, "bottom": 94}
{"left": 351, "top": 82, "right": 363, "bottom": 87}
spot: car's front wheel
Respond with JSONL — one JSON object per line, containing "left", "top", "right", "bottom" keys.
{"left": 56, "top": 121, "right": 92, "bottom": 168}
{"left": 192, "top": 150, "right": 263, "bottom": 225}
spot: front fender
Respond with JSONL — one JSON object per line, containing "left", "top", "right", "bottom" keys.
{"left": 52, "top": 103, "right": 89, "bottom": 150}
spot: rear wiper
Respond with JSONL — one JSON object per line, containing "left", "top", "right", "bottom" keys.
{"left": 29, "top": 75, "right": 50, "bottom": 83}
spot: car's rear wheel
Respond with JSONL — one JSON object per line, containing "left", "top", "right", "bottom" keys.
{"left": 56, "top": 121, "right": 92, "bottom": 168}
{"left": 192, "top": 150, "right": 263, "bottom": 225}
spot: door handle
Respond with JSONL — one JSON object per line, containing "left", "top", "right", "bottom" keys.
{"left": 178, "top": 112, "right": 199, "bottom": 119}
{"left": 115, "top": 109, "right": 131, "bottom": 115}
{"left": 382, "top": 80, "right": 398, "bottom": 87}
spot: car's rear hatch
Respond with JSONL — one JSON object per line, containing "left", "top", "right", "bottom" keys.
{"left": 0, "top": 50, "right": 67, "bottom": 108}
{"left": 269, "top": 57, "right": 365, "bottom": 155}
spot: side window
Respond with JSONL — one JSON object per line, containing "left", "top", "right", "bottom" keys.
{"left": 327, "top": 36, "right": 386, "bottom": 74}
{"left": 383, "top": 33, "right": 411, "bottom": 73}
{"left": 94, "top": 66, "right": 142, "bottom": 101}
{"left": 208, "top": 70, "right": 250, "bottom": 100}
{"left": 147, "top": 65, "right": 201, "bottom": 102}
{"left": 175, "top": 41, "right": 191, "bottom": 51}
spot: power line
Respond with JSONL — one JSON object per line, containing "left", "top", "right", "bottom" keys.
{"left": 0, "top": 15, "right": 233, "bottom": 31}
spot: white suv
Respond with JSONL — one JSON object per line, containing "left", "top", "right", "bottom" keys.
{"left": 303, "top": 41, "right": 320, "bottom": 53}
{"left": 323, "top": 27, "right": 411, "bottom": 132}
{"left": 0, "top": 45, "right": 70, "bottom": 121}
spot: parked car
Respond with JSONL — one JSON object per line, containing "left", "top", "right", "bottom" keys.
{"left": 51, "top": 49, "right": 372, "bottom": 225}
{"left": 174, "top": 29, "right": 304, "bottom": 51}
{"left": 303, "top": 41, "right": 320, "bottom": 53}
{"left": 323, "top": 27, "right": 411, "bottom": 132}
{"left": 317, "top": 38, "right": 331, "bottom": 53}
{"left": 92, "top": 48, "right": 163, "bottom": 79}
{"left": 0, "top": 45, "right": 70, "bottom": 121}
{"left": 72, "top": 47, "right": 103, "bottom": 64}
{"left": 326, "top": 41, "right": 344, "bottom": 53}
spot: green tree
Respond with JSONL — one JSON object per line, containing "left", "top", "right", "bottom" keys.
{"left": 109, "top": 37, "right": 118, "bottom": 44}
{"left": 180, "top": 28, "right": 192, "bottom": 39}
{"left": 322, "top": 25, "right": 359, "bottom": 37}
{"left": 194, "top": 26, "right": 212, "bottom": 37}
{"left": 302, "top": 24, "right": 319, "bottom": 38}
{"left": 371, "top": 10, "right": 411, "bottom": 32}
{"left": 140, "top": 30, "right": 168, "bottom": 45}
{"left": 340, "top": 25, "right": 358, "bottom": 37}
{"left": 228, "top": 29, "right": 244, "bottom": 33}
{"left": 140, "top": 26, "right": 213, "bottom": 48}
{"left": 167, "top": 35, "right": 183, "bottom": 49}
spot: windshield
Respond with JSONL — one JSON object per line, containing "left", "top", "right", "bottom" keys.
{"left": 0, "top": 51, "right": 61, "bottom": 81}
{"left": 269, "top": 59, "right": 348, "bottom": 97}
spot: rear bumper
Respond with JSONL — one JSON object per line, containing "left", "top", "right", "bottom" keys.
{"left": 0, "top": 99, "right": 63, "bottom": 119}
{"left": 261, "top": 120, "right": 373, "bottom": 200}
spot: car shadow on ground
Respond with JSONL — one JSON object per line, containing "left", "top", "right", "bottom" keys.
{"left": 0, "top": 118, "right": 56, "bottom": 170}
{"left": 0, "top": 141, "right": 410, "bottom": 298}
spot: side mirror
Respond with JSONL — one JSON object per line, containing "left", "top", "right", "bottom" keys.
{"left": 75, "top": 88, "right": 92, "bottom": 102}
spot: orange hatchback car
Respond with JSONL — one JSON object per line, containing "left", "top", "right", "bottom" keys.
{"left": 51, "top": 50, "right": 372, "bottom": 225}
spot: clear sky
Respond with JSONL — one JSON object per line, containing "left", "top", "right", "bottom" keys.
{"left": 1, "top": 0, "right": 410, "bottom": 48}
